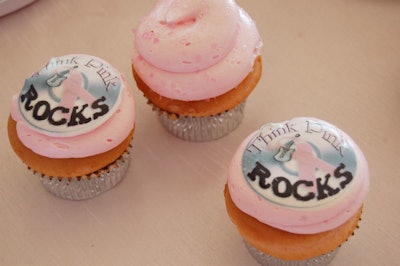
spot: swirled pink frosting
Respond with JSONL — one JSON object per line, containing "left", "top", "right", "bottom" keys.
{"left": 227, "top": 118, "right": 369, "bottom": 234}
{"left": 132, "top": 0, "right": 262, "bottom": 101}
{"left": 10, "top": 76, "right": 136, "bottom": 159}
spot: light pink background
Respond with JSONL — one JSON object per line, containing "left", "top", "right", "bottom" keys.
{"left": 1, "top": 0, "right": 399, "bottom": 265}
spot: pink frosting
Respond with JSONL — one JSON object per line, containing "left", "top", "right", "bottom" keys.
{"left": 11, "top": 76, "right": 136, "bottom": 159}
{"left": 227, "top": 118, "right": 369, "bottom": 234}
{"left": 133, "top": 0, "right": 262, "bottom": 101}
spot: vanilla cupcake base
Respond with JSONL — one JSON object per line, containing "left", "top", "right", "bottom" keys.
{"left": 37, "top": 148, "right": 131, "bottom": 200}
{"left": 158, "top": 101, "right": 246, "bottom": 142}
{"left": 244, "top": 241, "right": 338, "bottom": 266}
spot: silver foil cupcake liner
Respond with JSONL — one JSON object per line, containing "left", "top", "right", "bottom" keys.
{"left": 158, "top": 101, "right": 246, "bottom": 142}
{"left": 244, "top": 240, "right": 338, "bottom": 266}
{"left": 36, "top": 148, "right": 131, "bottom": 200}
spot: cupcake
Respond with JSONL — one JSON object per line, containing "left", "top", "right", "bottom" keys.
{"left": 7, "top": 54, "right": 136, "bottom": 200}
{"left": 224, "top": 117, "right": 369, "bottom": 265}
{"left": 132, "top": 0, "right": 262, "bottom": 141}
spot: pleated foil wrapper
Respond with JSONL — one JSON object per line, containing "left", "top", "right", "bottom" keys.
{"left": 244, "top": 241, "right": 338, "bottom": 266}
{"left": 36, "top": 148, "right": 131, "bottom": 200}
{"left": 158, "top": 101, "right": 246, "bottom": 142}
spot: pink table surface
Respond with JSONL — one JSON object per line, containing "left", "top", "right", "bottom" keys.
{"left": 1, "top": 0, "right": 399, "bottom": 265}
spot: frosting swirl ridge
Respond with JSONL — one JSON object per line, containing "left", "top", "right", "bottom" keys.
{"left": 135, "top": 0, "right": 239, "bottom": 73}
{"left": 133, "top": 0, "right": 262, "bottom": 101}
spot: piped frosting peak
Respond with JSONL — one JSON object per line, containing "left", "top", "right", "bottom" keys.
{"left": 133, "top": 0, "right": 262, "bottom": 101}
